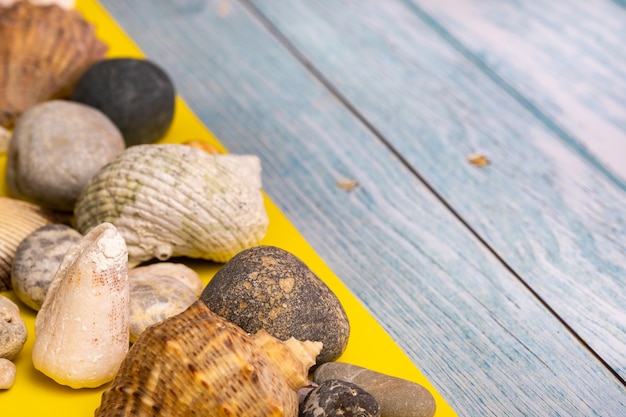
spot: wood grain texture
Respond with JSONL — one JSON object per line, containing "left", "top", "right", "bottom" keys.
{"left": 247, "top": 0, "right": 626, "bottom": 380}
{"left": 404, "top": 0, "right": 626, "bottom": 185}
{"left": 98, "top": 0, "right": 626, "bottom": 415}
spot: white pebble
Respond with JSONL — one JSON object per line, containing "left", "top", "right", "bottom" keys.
{"left": 0, "top": 358, "right": 16, "bottom": 389}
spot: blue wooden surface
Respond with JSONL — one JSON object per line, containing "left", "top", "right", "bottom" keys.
{"left": 98, "top": 0, "right": 626, "bottom": 415}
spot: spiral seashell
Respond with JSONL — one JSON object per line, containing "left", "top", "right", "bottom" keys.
{"left": 0, "top": 2, "right": 107, "bottom": 127}
{"left": 32, "top": 222, "right": 129, "bottom": 389}
{"left": 74, "top": 144, "right": 269, "bottom": 266}
{"left": 96, "top": 300, "right": 322, "bottom": 417}
{"left": 0, "top": 196, "right": 66, "bottom": 291}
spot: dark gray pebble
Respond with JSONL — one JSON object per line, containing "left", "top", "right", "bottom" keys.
{"left": 71, "top": 58, "right": 175, "bottom": 146}
{"left": 200, "top": 245, "right": 350, "bottom": 364}
{"left": 300, "top": 379, "right": 380, "bottom": 417}
{"left": 314, "top": 362, "right": 436, "bottom": 417}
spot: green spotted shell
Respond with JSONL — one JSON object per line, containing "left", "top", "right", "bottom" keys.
{"left": 74, "top": 144, "right": 268, "bottom": 265}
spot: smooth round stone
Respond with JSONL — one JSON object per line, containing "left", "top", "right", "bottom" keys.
{"left": 300, "top": 379, "right": 380, "bottom": 417}
{"left": 0, "top": 295, "right": 27, "bottom": 360}
{"left": 6, "top": 100, "right": 125, "bottom": 211}
{"left": 11, "top": 224, "right": 82, "bottom": 311}
{"left": 129, "top": 274, "right": 198, "bottom": 343}
{"left": 200, "top": 245, "right": 350, "bottom": 364}
{"left": 0, "top": 358, "right": 16, "bottom": 390}
{"left": 71, "top": 58, "right": 176, "bottom": 146}
{"left": 314, "top": 363, "right": 436, "bottom": 417}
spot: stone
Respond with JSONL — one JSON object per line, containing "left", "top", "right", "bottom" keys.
{"left": 0, "top": 295, "right": 27, "bottom": 360}
{"left": 314, "top": 362, "right": 436, "bottom": 417}
{"left": 6, "top": 100, "right": 125, "bottom": 211}
{"left": 71, "top": 58, "right": 176, "bottom": 146}
{"left": 0, "top": 358, "right": 16, "bottom": 389}
{"left": 300, "top": 379, "right": 380, "bottom": 417}
{"left": 200, "top": 245, "right": 350, "bottom": 364}
{"left": 11, "top": 224, "right": 82, "bottom": 311}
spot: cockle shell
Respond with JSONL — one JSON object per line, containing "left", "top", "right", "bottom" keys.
{"left": 74, "top": 144, "right": 269, "bottom": 266}
{"left": 0, "top": 196, "right": 67, "bottom": 291}
{"left": 96, "top": 300, "right": 322, "bottom": 417}
{"left": 0, "top": 1, "right": 75, "bottom": 9}
{"left": 0, "top": 2, "right": 107, "bottom": 127}
{"left": 32, "top": 222, "right": 129, "bottom": 389}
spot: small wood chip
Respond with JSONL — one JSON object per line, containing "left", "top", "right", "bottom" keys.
{"left": 467, "top": 153, "right": 490, "bottom": 167}
{"left": 183, "top": 140, "right": 222, "bottom": 154}
{"left": 336, "top": 179, "right": 358, "bottom": 192}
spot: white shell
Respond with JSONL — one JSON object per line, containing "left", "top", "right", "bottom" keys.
{"left": 32, "top": 222, "right": 129, "bottom": 388}
{"left": 74, "top": 144, "right": 269, "bottom": 265}
{"left": 128, "top": 262, "right": 203, "bottom": 296}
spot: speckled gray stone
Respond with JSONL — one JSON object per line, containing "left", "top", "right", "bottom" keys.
{"left": 6, "top": 100, "right": 125, "bottom": 211}
{"left": 0, "top": 295, "right": 27, "bottom": 360}
{"left": 200, "top": 245, "right": 350, "bottom": 364}
{"left": 314, "top": 363, "right": 436, "bottom": 417}
{"left": 11, "top": 224, "right": 82, "bottom": 311}
{"left": 300, "top": 379, "right": 380, "bottom": 417}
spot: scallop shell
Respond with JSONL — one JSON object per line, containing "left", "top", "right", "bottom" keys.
{"left": 32, "top": 222, "right": 129, "bottom": 389}
{"left": 0, "top": 2, "right": 107, "bottom": 128}
{"left": 96, "top": 300, "right": 322, "bottom": 417}
{"left": 0, "top": 196, "right": 67, "bottom": 291}
{"left": 74, "top": 144, "right": 269, "bottom": 266}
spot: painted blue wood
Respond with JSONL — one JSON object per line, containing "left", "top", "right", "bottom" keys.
{"left": 98, "top": 0, "right": 626, "bottom": 415}
{"left": 246, "top": 0, "right": 626, "bottom": 379}
{"left": 403, "top": 0, "right": 626, "bottom": 186}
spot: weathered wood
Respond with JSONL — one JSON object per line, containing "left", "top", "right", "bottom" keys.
{"left": 99, "top": 0, "right": 626, "bottom": 415}
{"left": 246, "top": 0, "right": 626, "bottom": 378}
{"left": 404, "top": 0, "right": 626, "bottom": 185}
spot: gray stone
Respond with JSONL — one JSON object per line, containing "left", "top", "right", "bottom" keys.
{"left": 200, "top": 245, "right": 350, "bottom": 364}
{"left": 11, "top": 224, "right": 82, "bottom": 311}
{"left": 6, "top": 100, "right": 125, "bottom": 211}
{"left": 314, "top": 362, "right": 436, "bottom": 417}
{"left": 300, "top": 379, "right": 380, "bottom": 417}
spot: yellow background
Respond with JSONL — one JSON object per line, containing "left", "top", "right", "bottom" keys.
{"left": 0, "top": 0, "right": 457, "bottom": 415}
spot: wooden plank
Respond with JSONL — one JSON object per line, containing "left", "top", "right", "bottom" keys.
{"left": 403, "top": 0, "right": 626, "bottom": 185}
{"left": 98, "top": 0, "right": 626, "bottom": 415}
{"left": 245, "top": 0, "right": 626, "bottom": 379}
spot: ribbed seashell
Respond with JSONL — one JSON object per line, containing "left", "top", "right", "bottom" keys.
{"left": 74, "top": 144, "right": 269, "bottom": 266}
{"left": 32, "top": 222, "right": 129, "bottom": 389}
{"left": 0, "top": 2, "right": 107, "bottom": 128}
{"left": 0, "top": 1, "right": 74, "bottom": 9}
{"left": 96, "top": 300, "right": 322, "bottom": 417}
{"left": 0, "top": 196, "right": 66, "bottom": 291}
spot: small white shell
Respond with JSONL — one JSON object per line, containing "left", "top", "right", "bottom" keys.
{"left": 128, "top": 262, "right": 203, "bottom": 296}
{"left": 74, "top": 144, "right": 269, "bottom": 265}
{"left": 32, "top": 222, "right": 129, "bottom": 388}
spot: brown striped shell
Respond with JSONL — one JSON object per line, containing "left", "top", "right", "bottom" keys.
{"left": 0, "top": 2, "right": 107, "bottom": 128}
{"left": 74, "top": 144, "right": 269, "bottom": 266}
{"left": 0, "top": 196, "right": 67, "bottom": 291}
{"left": 96, "top": 300, "right": 322, "bottom": 417}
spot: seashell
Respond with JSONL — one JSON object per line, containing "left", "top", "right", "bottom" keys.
{"left": 0, "top": 125, "right": 10, "bottom": 152}
{"left": 0, "top": 1, "right": 75, "bottom": 9}
{"left": 128, "top": 273, "right": 198, "bottom": 343}
{"left": 128, "top": 262, "right": 203, "bottom": 296}
{"left": 74, "top": 144, "right": 269, "bottom": 266}
{"left": 0, "top": 2, "right": 107, "bottom": 128}
{"left": 96, "top": 300, "right": 322, "bottom": 417}
{"left": 0, "top": 196, "right": 67, "bottom": 291}
{"left": 32, "top": 222, "right": 129, "bottom": 389}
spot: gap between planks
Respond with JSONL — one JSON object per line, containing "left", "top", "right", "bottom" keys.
{"left": 237, "top": 0, "right": 626, "bottom": 388}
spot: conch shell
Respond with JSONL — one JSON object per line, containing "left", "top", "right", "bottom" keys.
{"left": 96, "top": 300, "right": 322, "bottom": 416}
{"left": 74, "top": 144, "right": 269, "bottom": 265}
{"left": 32, "top": 222, "right": 129, "bottom": 389}
{"left": 0, "top": 2, "right": 107, "bottom": 127}
{"left": 0, "top": 196, "right": 66, "bottom": 291}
